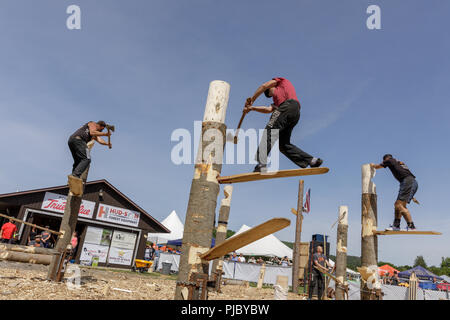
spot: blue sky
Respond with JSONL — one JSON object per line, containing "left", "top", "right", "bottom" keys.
{"left": 0, "top": 1, "right": 449, "bottom": 266}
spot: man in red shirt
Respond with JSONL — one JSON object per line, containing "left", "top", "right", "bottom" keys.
{"left": 0, "top": 219, "right": 18, "bottom": 244}
{"left": 244, "top": 77, "right": 323, "bottom": 172}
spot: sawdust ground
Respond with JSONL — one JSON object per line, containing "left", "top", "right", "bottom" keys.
{"left": 0, "top": 261, "right": 306, "bottom": 300}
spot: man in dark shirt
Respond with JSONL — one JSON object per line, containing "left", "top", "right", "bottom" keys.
{"left": 244, "top": 78, "right": 323, "bottom": 172}
{"left": 308, "top": 245, "right": 333, "bottom": 300}
{"left": 371, "top": 154, "right": 418, "bottom": 231}
{"left": 68, "top": 121, "right": 111, "bottom": 179}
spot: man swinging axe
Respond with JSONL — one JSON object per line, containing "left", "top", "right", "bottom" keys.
{"left": 243, "top": 77, "right": 323, "bottom": 172}
{"left": 67, "top": 121, "right": 113, "bottom": 195}
{"left": 371, "top": 154, "right": 419, "bottom": 231}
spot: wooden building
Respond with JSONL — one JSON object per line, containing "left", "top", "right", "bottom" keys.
{"left": 0, "top": 179, "right": 169, "bottom": 269}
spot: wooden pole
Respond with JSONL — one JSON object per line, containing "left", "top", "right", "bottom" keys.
{"left": 292, "top": 180, "right": 304, "bottom": 294}
{"left": 211, "top": 185, "right": 233, "bottom": 277}
{"left": 0, "top": 250, "right": 53, "bottom": 265}
{"left": 0, "top": 212, "right": 63, "bottom": 236}
{"left": 335, "top": 205, "right": 348, "bottom": 300}
{"left": 408, "top": 272, "right": 418, "bottom": 300}
{"left": 257, "top": 263, "right": 266, "bottom": 289}
{"left": 360, "top": 164, "right": 381, "bottom": 300}
{"left": 47, "top": 164, "right": 90, "bottom": 281}
{"left": 174, "top": 81, "right": 230, "bottom": 300}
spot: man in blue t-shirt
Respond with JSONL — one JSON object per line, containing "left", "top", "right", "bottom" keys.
{"left": 308, "top": 246, "right": 333, "bottom": 300}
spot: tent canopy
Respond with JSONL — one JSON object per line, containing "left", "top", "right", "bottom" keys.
{"left": 327, "top": 259, "right": 359, "bottom": 275}
{"left": 230, "top": 224, "right": 293, "bottom": 259}
{"left": 147, "top": 210, "right": 184, "bottom": 244}
{"left": 398, "top": 266, "right": 443, "bottom": 281}
{"left": 378, "top": 264, "right": 399, "bottom": 276}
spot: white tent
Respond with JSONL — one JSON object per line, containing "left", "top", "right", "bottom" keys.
{"left": 231, "top": 224, "right": 293, "bottom": 259}
{"left": 147, "top": 210, "right": 184, "bottom": 244}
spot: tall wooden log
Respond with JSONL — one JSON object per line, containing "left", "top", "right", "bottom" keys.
{"left": 292, "top": 180, "right": 304, "bottom": 294}
{"left": 47, "top": 165, "right": 90, "bottom": 281}
{"left": 211, "top": 185, "right": 233, "bottom": 276}
{"left": 174, "top": 81, "right": 230, "bottom": 300}
{"left": 335, "top": 205, "right": 348, "bottom": 300}
{"left": 0, "top": 250, "right": 53, "bottom": 265}
{"left": 257, "top": 263, "right": 266, "bottom": 289}
{"left": 360, "top": 164, "right": 381, "bottom": 300}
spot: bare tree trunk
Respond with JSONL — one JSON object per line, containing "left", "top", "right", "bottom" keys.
{"left": 360, "top": 164, "right": 381, "bottom": 300}
{"left": 211, "top": 185, "right": 233, "bottom": 275}
{"left": 335, "top": 205, "right": 348, "bottom": 300}
{"left": 292, "top": 180, "right": 304, "bottom": 294}
{"left": 0, "top": 244, "right": 59, "bottom": 255}
{"left": 174, "top": 81, "right": 230, "bottom": 300}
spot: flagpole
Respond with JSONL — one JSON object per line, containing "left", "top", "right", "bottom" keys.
{"left": 292, "top": 179, "right": 304, "bottom": 294}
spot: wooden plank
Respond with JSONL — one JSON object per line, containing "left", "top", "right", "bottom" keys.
{"left": 374, "top": 230, "right": 442, "bottom": 236}
{"left": 217, "top": 167, "right": 329, "bottom": 184}
{"left": 314, "top": 266, "right": 342, "bottom": 285}
{"left": 200, "top": 218, "right": 290, "bottom": 261}
{"left": 0, "top": 212, "right": 63, "bottom": 236}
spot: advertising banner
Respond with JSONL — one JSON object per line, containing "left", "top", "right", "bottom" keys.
{"left": 79, "top": 243, "right": 109, "bottom": 264}
{"left": 41, "top": 192, "right": 95, "bottom": 219}
{"left": 84, "top": 226, "right": 112, "bottom": 246}
{"left": 107, "top": 247, "right": 134, "bottom": 266}
{"left": 96, "top": 204, "right": 140, "bottom": 227}
{"left": 110, "top": 230, "right": 137, "bottom": 250}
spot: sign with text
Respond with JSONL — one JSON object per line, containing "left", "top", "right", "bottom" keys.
{"left": 80, "top": 243, "right": 109, "bottom": 264}
{"left": 111, "top": 230, "right": 137, "bottom": 250}
{"left": 107, "top": 247, "right": 133, "bottom": 266}
{"left": 84, "top": 226, "right": 112, "bottom": 246}
{"left": 96, "top": 204, "right": 140, "bottom": 227}
{"left": 41, "top": 192, "right": 95, "bottom": 219}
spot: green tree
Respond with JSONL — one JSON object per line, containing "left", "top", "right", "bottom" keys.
{"left": 413, "top": 255, "right": 427, "bottom": 268}
{"left": 441, "top": 257, "right": 450, "bottom": 269}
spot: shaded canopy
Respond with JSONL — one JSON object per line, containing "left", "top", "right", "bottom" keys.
{"left": 378, "top": 264, "right": 399, "bottom": 276}
{"left": 398, "top": 266, "right": 443, "bottom": 281}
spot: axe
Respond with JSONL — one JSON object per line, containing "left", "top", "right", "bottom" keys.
{"left": 233, "top": 98, "right": 252, "bottom": 144}
{"left": 106, "top": 124, "right": 115, "bottom": 149}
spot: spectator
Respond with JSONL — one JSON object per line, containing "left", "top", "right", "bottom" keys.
{"left": 153, "top": 246, "right": 160, "bottom": 271}
{"left": 281, "top": 256, "right": 289, "bottom": 267}
{"left": 0, "top": 219, "right": 18, "bottom": 244}
{"left": 34, "top": 235, "right": 42, "bottom": 247}
{"left": 70, "top": 231, "right": 78, "bottom": 259}
{"left": 238, "top": 253, "right": 246, "bottom": 263}
{"left": 390, "top": 271, "right": 400, "bottom": 286}
{"left": 231, "top": 253, "right": 239, "bottom": 262}
{"left": 256, "top": 257, "right": 264, "bottom": 264}
{"left": 41, "top": 227, "right": 51, "bottom": 248}
{"left": 28, "top": 227, "right": 38, "bottom": 246}
{"left": 144, "top": 244, "right": 153, "bottom": 261}
{"left": 248, "top": 257, "right": 256, "bottom": 264}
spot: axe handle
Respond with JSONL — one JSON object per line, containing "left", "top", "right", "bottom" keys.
{"left": 108, "top": 128, "right": 111, "bottom": 149}
{"left": 234, "top": 98, "right": 252, "bottom": 141}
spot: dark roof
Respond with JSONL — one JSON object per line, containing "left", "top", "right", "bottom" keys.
{"left": 0, "top": 179, "right": 170, "bottom": 233}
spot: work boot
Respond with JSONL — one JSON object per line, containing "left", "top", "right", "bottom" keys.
{"left": 253, "top": 163, "right": 267, "bottom": 173}
{"left": 310, "top": 158, "right": 323, "bottom": 168}
{"left": 407, "top": 222, "right": 417, "bottom": 231}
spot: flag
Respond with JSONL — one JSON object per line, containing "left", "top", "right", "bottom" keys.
{"left": 303, "top": 188, "right": 311, "bottom": 213}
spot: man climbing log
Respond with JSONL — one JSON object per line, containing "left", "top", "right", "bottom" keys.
{"left": 371, "top": 154, "right": 419, "bottom": 231}
{"left": 243, "top": 77, "right": 323, "bottom": 172}
{"left": 67, "top": 121, "right": 111, "bottom": 194}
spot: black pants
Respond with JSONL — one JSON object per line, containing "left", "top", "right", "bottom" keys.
{"left": 68, "top": 137, "right": 91, "bottom": 177}
{"left": 256, "top": 99, "right": 313, "bottom": 168}
{"left": 309, "top": 272, "right": 325, "bottom": 300}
